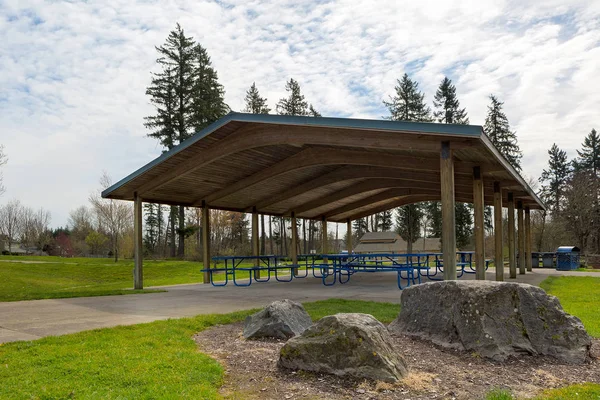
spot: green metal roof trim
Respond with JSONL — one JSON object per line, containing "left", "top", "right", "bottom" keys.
{"left": 101, "top": 112, "right": 484, "bottom": 199}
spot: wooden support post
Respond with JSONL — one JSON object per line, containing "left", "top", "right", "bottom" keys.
{"left": 440, "top": 141, "right": 457, "bottom": 280}
{"left": 517, "top": 201, "right": 525, "bottom": 275}
{"left": 202, "top": 201, "right": 211, "bottom": 284}
{"left": 133, "top": 192, "right": 143, "bottom": 290}
{"left": 321, "top": 216, "right": 328, "bottom": 255}
{"left": 508, "top": 192, "right": 516, "bottom": 279}
{"left": 473, "top": 167, "right": 485, "bottom": 280}
{"left": 525, "top": 208, "right": 532, "bottom": 272}
{"left": 252, "top": 207, "right": 260, "bottom": 280}
{"left": 291, "top": 212, "right": 298, "bottom": 276}
{"left": 493, "top": 182, "right": 504, "bottom": 281}
{"left": 347, "top": 219, "right": 353, "bottom": 253}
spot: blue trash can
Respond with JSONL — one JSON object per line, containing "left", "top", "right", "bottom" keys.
{"left": 556, "top": 246, "right": 580, "bottom": 271}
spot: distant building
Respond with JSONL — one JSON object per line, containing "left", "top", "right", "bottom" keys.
{"left": 1, "top": 240, "right": 46, "bottom": 255}
{"left": 353, "top": 232, "right": 441, "bottom": 253}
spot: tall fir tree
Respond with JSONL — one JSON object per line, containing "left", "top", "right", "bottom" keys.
{"left": 243, "top": 82, "right": 270, "bottom": 254}
{"left": 383, "top": 73, "right": 432, "bottom": 122}
{"left": 145, "top": 24, "right": 228, "bottom": 257}
{"left": 424, "top": 202, "right": 442, "bottom": 238}
{"left": 243, "top": 82, "right": 271, "bottom": 114}
{"left": 384, "top": 73, "right": 431, "bottom": 247}
{"left": 539, "top": 143, "right": 570, "bottom": 215}
{"left": 276, "top": 78, "right": 309, "bottom": 116}
{"left": 572, "top": 128, "right": 600, "bottom": 251}
{"left": 378, "top": 210, "right": 393, "bottom": 231}
{"left": 396, "top": 205, "right": 423, "bottom": 254}
{"left": 191, "top": 45, "right": 229, "bottom": 133}
{"left": 431, "top": 77, "right": 472, "bottom": 246}
{"left": 483, "top": 95, "right": 522, "bottom": 171}
{"left": 433, "top": 77, "right": 469, "bottom": 124}
{"left": 274, "top": 78, "right": 320, "bottom": 254}
{"left": 455, "top": 204, "right": 473, "bottom": 249}
{"left": 573, "top": 129, "right": 600, "bottom": 176}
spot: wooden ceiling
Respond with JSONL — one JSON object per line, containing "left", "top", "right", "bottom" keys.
{"left": 103, "top": 113, "right": 545, "bottom": 222}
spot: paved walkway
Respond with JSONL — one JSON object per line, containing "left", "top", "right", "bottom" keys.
{"left": 0, "top": 268, "right": 597, "bottom": 343}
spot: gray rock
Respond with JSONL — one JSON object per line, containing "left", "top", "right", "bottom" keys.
{"left": 243, "top": 299, "right": 312, "bottom": 340}
{"left": 388, "top": 281, "right": 591, "bottom": 363}
{"left": 278, "top": 313, "right": 408, "bottom": 382}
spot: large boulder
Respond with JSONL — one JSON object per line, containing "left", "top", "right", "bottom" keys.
{"left": 388, "top": 281, "right": 591, "bottom": 363}
{"left": 243, "top": 299, "right": 312, "bottom": 340}
{"left": 278, "top": 313, "right": 408, "bottom": 382}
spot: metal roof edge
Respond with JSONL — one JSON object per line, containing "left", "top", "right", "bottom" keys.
{"left": 224, "top": 112, "right": 484, "bottom": 136}
{"left": 479, "top": 132, "right": 546, "bottom": 210}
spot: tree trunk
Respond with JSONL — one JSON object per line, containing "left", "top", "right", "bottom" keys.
{"left": 260, "top": 214, "right": 265, "bottom": 255}
{"left": 269, "top": 216, "right": 273, "bottom": 254}
{"left": 178, "top": 206, "right": 185, "bottom": 258}
{"left": 303, "top": 218, "right": 306, "bottom": 254}
{"left": 113, "top": 235, "right": 119, "bottom": 262}
{"left": 283, "top": 219, "right": 288, "bottom": 256}
{"left": 169, "top": 206, "right": 176, "bottom": 257}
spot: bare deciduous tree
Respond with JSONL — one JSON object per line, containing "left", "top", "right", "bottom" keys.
{"left": 89, "top": 172, "right": 133, "bottom": 262}
{"left": 0, "top": 199, "right": 23, "bottom": 253}
{"left": 20, "top": 207, "right": 52, "bottom": 251}
{"left": 0, "top": 145, "right": 7, "bottom": 197}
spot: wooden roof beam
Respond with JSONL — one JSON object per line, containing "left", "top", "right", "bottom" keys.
{"left": 252, "top": 166, "right": 443, "bottom": 210}
{"left": 135, "top": 124, "right": 479, "bottom": 196}
{"left": 287, "top": 179, "right": 491, "bottom": 217}
{"left": 198, "top": 148, "right": 499, "bottom": 206}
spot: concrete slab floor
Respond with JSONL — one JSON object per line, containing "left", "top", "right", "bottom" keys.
{"left": 0, "top": 268, "right": 597, "bottom": 343}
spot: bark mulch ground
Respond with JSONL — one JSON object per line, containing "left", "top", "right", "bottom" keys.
{"left": 194, "top": 322, "right": 600, "bottom": 400}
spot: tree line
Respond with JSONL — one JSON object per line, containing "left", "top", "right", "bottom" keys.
{"left": 537, "top": 130, "right": 600, "bottom": 253}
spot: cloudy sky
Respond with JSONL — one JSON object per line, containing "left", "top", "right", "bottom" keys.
{"left": 1, "top": 0, "right": 599, "bottom": 228}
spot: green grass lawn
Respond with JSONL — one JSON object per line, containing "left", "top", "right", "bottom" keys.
{"left": 0, "top": 255, "right": 259, "bottom": 302}
{"left": 540, "top": 276, "right": 600, "bottom": 337}
{"left": 485, "top": 384, "right": 600, "bottom": 400}
{"left": 0, "top": 299, "right": 398, "bottom": 399}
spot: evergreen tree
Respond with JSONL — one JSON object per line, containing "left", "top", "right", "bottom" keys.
{"left": 433, "top": 77, "right": 469, "bottom": 124}
{"left": 353, "top": 218, "right": 368, "bottom": 237}
{"left": 383, "top": 73, "right": 432, "bottom": 122}
{"left": 396, "top": 205, "right": 423, "bottom": 254}
{"left": 483, "top": 95, "right": 522, "bottom": 171}
{"left": 432, "top": 77, "right": 472, "bottom": 245}
{"left": 243, "top": 82, "right": 271, "bottom": 114}
{"left": 145, "top": 24, "right": 229, "bottom": 258}
{"left": 243, "top": 82, "right": 270, "bottom": 253}
{"left": 539, "top": 143, "right": 570, "bottom": 215}
{"left": 378, "top": 210, "right": 393, "bottom": 231}
{"left": 308, "top": 104, "right": 321, "bottom": 117}
{"left": 455, "top": 204, "right": 473, "bottom": 249}
{"left": 384, "top": 73, "right": 430, "bottom": 249}
{"left": 145, "top": 24, "right": 197, "bottom": 146}
{"left": 573, "top": 129, "right": 600, "bottom": 176}
{"left": 573, "top": 128, "right": 600, "bottom": 252}
{"left": 276, "top": 79, "right": 309, "bottom": 116}
{"left": 424, "top": 201, "right": 442, "bottom": 237}
{"left": 143, "top": 203, "right": 160, "bottom": 254}
{"left": 191, "top": 45, "right": 229, "bottom": 132}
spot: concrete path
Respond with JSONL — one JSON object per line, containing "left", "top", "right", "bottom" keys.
{"left": 0, "top": 268, "right": 597, "bottom": 343}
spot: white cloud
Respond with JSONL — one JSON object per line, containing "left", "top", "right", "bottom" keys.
{"left": 0, "top": 0, "right": 599, "bottom": 226}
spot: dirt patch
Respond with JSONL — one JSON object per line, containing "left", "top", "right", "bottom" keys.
{"left": 194, "top": 322, "right": 600, "bottom": 399}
